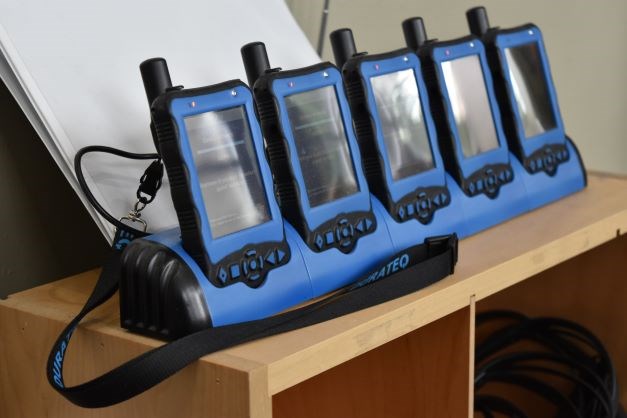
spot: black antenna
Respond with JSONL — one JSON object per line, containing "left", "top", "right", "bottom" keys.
{"left": 139, "top": 58, "right": 172, "bottom": 107}
{"left": 466, "top": 6, "right": 491, "bottom": 37}
{"left": 329, "top": 28, "right": 357, "bottom": 69}
{"left": 402, "top": 17, "right": 428, "bottom": 50}
{"left": 241, "top": 42, "right": 271, "bottom": 87}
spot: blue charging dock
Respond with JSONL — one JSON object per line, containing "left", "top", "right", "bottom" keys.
{"left": 512, "top": 138, "right": 586, "bottom": 211}
{"left": 140, "top": 228, "right": 314, "bottom": 328}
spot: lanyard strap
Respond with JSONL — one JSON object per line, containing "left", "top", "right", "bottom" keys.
{"left": 47, "top": 233, "right": 458, "bottom": 408}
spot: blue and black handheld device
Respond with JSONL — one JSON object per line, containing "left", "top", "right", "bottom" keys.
{"left": 403, "top": 17, "right": 529, "bottom": 236}
{"left": 466, "top": 7, "right": 586, "bottom": 208}
{"left": 241, "top": 42, "right": 395, "bottom": 296}
{"left": 119, "top": 58, "right": 314, "bottom": 339}
{"left": 328, "top": 28, "right": 464, "bottom": 249}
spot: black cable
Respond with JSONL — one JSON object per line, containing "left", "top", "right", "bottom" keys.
{"left": 539, "top": 319, "right": 618, "bottom": 408}
{"left": 475, "top": 394, "right": 529, "bottom": 418}
{"left": 476, "top": 309, "right": 529, "bottom": 326}
{"left": 74, "top": 145, "right": 162, "bottom": 236}
{"left": 482, "top": 370, "right": 584, "bottom": 418}
{"left": 477, "top": 317, "right": 613, "bottom": 384}
{"left": 499, "top": 364, "right": 612, "bottom": 416}
{"left": 475, "top": 312, "right": 620, "bottom": 417}
{"left": 476, "top": 351, "right": 611, "bottom": 400}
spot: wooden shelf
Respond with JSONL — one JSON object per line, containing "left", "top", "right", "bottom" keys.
{"left": 1, "top": 173, "right": 626, "bottom": 418}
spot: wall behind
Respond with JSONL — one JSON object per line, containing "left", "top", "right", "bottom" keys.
{"left": 286, "top": 0, "right": 627, "bottom": 175}
{"left": 0, "top": 81, "right": 109, "bottom": 298}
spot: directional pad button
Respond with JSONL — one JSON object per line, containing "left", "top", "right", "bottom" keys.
{"left": 265, "top": 250, "right": 276, "bottom": 266}
{"left": 355, "top": 218, "right": 366, "bottom": 233}
{"left": 314, "top": 234, "right": 324, "bottom": 250}
{"left": 277, "top": 248, "right": 287, "bottom": 263}
{"left": 217, "top": 267, "right": 228, "bottom": 284}
{"left": 229, "top": 264, "right": 240, "bottom": 280}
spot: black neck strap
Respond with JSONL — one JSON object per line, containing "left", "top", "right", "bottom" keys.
{"left": 47, "top": 233, "right": 458, "bottom": 408}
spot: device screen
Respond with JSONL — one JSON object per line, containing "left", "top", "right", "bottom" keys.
{"left": 441, "top": 54, "right": 500, "bottom": 158}
{"left": 184, "top": 106, "right": 271, "bottom": 238}
{"left": 370, "top": 69, "right": 435, "bottom": 180}
{"left": 285, "top": 85, "right": 359, "bottom": 207}
{"left": 505, "top": 42, "right": 557, "bottom": 139}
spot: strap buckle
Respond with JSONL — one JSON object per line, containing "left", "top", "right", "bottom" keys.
{"left": 425, "top": 233, "right": 458, "bottom": 274}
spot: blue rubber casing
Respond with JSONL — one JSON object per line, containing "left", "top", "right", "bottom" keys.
{"left": 340, "top": 49, "right": 465, "bottom": 249}
{"left": 253, "top": 63, "right": 396, "bottom": 296}
{"left": 419, "top": 36, "right": 529, "bottom": 236}
{"left": 167, "top": 84, "right": 285, "bottom": 267}
{"left": 119, "top": 81, "right": 316, "bottom": 337}
{"left": 483, "top": 24, "right": 586, "bottom": 208}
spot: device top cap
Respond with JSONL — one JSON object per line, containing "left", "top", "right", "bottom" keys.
{"left": 402, "top": 17, "right": 428, "bottom": 50}
{"left": 241, "top": 42, "right": 271, "bottom": 87}
{"left": 140, "top": 57, "right": 173, "bottom": 107}
{"left": 466, "top": 6, "right": 491, "bottom": 37}
{"left": 329, "top": 28, "right": 357, "bottom": 69}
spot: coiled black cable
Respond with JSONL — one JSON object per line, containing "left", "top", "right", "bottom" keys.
{"left": 475, "top": 311, "right": 620, "bottom": 417}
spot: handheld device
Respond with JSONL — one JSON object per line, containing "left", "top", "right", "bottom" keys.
{"left": 119, "top": 58, "right": 314, "bottom": 338}
{"left": 329, "top": 28, "right": 464, "bottom": 248}
{"left": 466, "top": 7, "right": 586, "bottom": 208}
{"left": 403, "top": 17, "right": 529, "bottom": 235}
{"left": 241, "top": 42, "right": 395, "bottom": 296}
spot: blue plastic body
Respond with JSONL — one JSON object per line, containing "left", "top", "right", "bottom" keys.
{"left": 511, "top": 139, "right": 586, "bottom": 209}
{"left": 168, "top": 85, "right": 284, "bottom": 263}
{"left": 294, "top": 197, "right": 395, "bottom": 296}
{"left": 269, "top": 66, "right": 396, "bottom": 295}
{"left": 492, "top": 26, "right": 586, "bottom": 209}
{"left": 356, "top": 52, "right": 465, "bottom": 247}
{"left": 147, "top": 228, "right": 314, "bottom": 327}
{"left": 430, "top": 39, "right": 529, "bottom": 235}
{"left": 456, "top": 153, "right": 529, "bottom": 236}
{"left": 372, "top": 186, "right": 465, "bottom": 248}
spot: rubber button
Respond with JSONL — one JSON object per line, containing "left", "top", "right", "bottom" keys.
{"left": 217, "top": 267, "right": 228, "bottom": 284}
{"left": 265, "top": 250, "right": 276, "bottom": 266}
{"left": 314, "top": 234, "right": 324, "bottom": 250}
{"left": 277, "top": 249, "right": 286, "bottom": 263}
{"left": 355, "top": 219, "right": 365, "bottom": 233}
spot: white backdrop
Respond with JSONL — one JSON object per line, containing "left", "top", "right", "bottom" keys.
{"left": 0, "top": 0, "right": 319, "bottom": 240}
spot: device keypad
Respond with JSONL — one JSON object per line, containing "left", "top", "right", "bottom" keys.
{"left": 210, "top": 242, "right": 290, "bottom": 289}
{"left": 462, "top": 163, "right": 514, "bottom": 199}
{"left": 310, "top": 212, "right": 376, "bottom": 254}
{"left": 524, "top": 143, "right": 569, "bottom": 177}
{"left": 392, "top": 186, "right": 450, "bottom": 225}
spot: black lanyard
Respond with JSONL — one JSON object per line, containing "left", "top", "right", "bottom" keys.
{"left": 46, "top": 231, "right": 457, "bottom": 408}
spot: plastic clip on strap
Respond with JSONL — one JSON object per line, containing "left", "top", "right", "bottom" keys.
{"left": 137, "top": 159, "right": 163, "bottom": 205}
{"left": 73, "top": 145, "right": 163, "bottom": 240}
{"left": 47, "top": 233, "right": 458, "bottom": 408}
